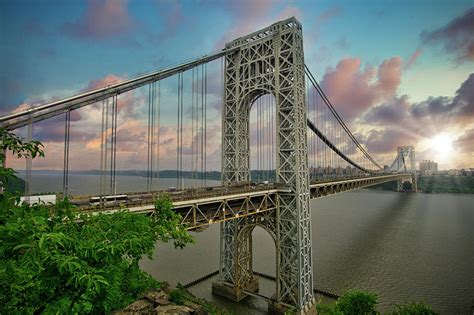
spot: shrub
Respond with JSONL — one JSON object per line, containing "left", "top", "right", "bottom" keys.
{"left": 336, "top": 290, "right": 378, "bottom": 315}
{"left": 391, "top": 302, "right": 439, "bottom": 315}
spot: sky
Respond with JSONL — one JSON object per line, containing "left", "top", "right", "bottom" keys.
{"left": 1, "top": 0, "right": 473, "bottom": 171}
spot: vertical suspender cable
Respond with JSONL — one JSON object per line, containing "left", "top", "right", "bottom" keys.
{"left": 267, "top": 95, "right": 270, "bottom": 181}
{"left": 110, "top": 96, "right": 114, "bottom": 194}
{"left": 220, "top": 57, "right": 224, "bottom": 183}
{"left": 200, "top": 64, "right": 204, "bottom": 187}
{"left": 111, "top": 95, "right": 118, "bottom": 195}
{"left": 271, "top": 95, "right": 274, "bottom": 182}
{"left": 176, "top": 73, "right": 181, "bottom": 189}
{"left": 100, "top": 100, "right": 105, "bottom": 198}
{"left": 180, "top": 72, "right": 184, "bottom": 190}
{"left": 114, "top": 95, "right": 118, "bottom": 193}
{"left": 63, "top": 110, "right": 71, "bottom": 196}
{"left": 191, "top": 67, "right": 195, "bottom": 180}
{"left": 257, "top": 98, "right": 260, "bottom": 182}
{"left": 25, "top": 116, "right": 32, "bottom": 202}
{"left": 195, "top": 66, "right": 198, "bottom": 184}
{"left": 151, "top": 82, "right": 156, "bottom": 191}
{"left": 147, "top": 84, "right": 152, "bottom": 192}
{"left": 103, "top": 98, "right": 109, "bottom": 203}
{"left": 204, "top": 63, "right": 207, "bottom": 187}
{"left": 156, "top": 80, "right": 161, "bottom": 189}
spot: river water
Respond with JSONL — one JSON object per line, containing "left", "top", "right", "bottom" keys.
{"left": 19, "top": 172, "right": 474, "bottom": 314}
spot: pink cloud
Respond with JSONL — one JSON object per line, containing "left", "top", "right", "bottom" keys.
{"left": 404, "top": 49, "right": 422, "bottom": 69}
{"left": 81, "top": 74, "right": 137, "bottom": 115}
{"left": 320, "top": 56, "right": 403, "bottom": 121}
{"left": 83, "top": 74, "right": 123, "bottom": 91}
{"left": 215, "top": 1, "right": 302, "bottom": 49}
{"left": 62, "top": 0, "right": 136, "bottom": 41}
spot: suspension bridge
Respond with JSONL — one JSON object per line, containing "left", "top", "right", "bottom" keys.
{"left": 0, "top": 17, "right": 417, "bottom": 314}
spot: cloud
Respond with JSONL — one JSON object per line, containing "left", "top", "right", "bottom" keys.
{"left": 320, "top": 56, "right": 403, "bottom": 121}
{"left": 308, "top": 6, "right": 343, "bottom": 43}
{"left": 421, "top": 8, "right": 474, "bottom": 63}
{"left": 62, "top": 0, "right": 137, "bottom": 43}
{"left": 404, "top": 49, "right": 422, "bottom": 69}
{"left": 80, "top": 74, "right": 139, "bottom": 116}
{"left": 364, "top": 73, "right": 474, "bottom": 131}
{"left": 411, "top": 73, "right": 474, "bottom": 120}
{"left": 215, "top": 0, "right": 302, "bottom": 49}
{"left": 364, "top": 95, "right": 410, "bottom": 125}
{"left": 359, "top": 73, "right": 474, "bottom": 168}
{"left": 317, "top": 5, "right": 343, "bottom": 23}
{"left": 145, "top": 0, "right": 185, "bottom": 43}
{"left": 365, "top": 129, "right": 419, "bottom": 155}
{"left": 454, "top": 128, "right": 474, "bottom": 152}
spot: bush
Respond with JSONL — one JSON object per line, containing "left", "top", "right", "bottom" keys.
{"left": 317, "top": 290, "right": 378, "bottom": 315}
{"left": 169, "top": 289, "right": 186, "bottom": 305}
{"left": 317, "top": 289, "right": 440, "bottom": 315}
{"left": 391, "top": 302, "right": 439, "bottom": 315}
{"left": 336, "top": 290, "right": 378, "bottom": 315}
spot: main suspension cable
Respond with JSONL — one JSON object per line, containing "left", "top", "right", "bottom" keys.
{"left": 305, "top": 65, "right": 382, "bottom": 170}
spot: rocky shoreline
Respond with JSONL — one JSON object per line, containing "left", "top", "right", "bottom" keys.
{"left": 115, "top": 285, "right": 225, "bottom": 315}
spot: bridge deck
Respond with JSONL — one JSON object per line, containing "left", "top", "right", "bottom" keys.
{"left": 74, "top": 174, "right": 411, "bottom": 230}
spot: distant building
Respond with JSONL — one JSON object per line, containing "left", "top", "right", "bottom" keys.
{"left": 447, "top": 169, "right": 461, "bottom": 176}
{"left": 419, "top": 160, "right": 438, "bottom": 175}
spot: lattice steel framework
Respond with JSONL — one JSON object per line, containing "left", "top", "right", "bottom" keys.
{"left": 219, "top": 17, "right": 314, "bottom": 310}
{"left": 388, "top": 146, "right": 417, "bottom": 191}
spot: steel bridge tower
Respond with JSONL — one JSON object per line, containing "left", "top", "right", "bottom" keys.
{"left": 213, "top": 17, "right": 316, "bottom": 313}
{"left": 394, "top": 146, "right": 417, "bottom": 192}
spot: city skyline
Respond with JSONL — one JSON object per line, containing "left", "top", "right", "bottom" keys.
{"left": 1, "top": 1, "right": 473, "bottom": 171}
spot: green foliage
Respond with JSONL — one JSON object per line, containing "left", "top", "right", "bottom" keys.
{"left": 1, "top": 128, "right": 44, "bottom": 195}
{"left": 169, "top": 289, "right": 186, "bottom": 305}
{"left": 317, "top": 290, "right": 439, "bottom": 315}
{"left": 3, "top": 175, "right": 25, "bottom": 194}
{"left": 336, "top": 290, "right": 378, "bottom": 315}
{"left": 0, "top": 129, "right": 194, "bottom": 313}
{"left": 418, "top": 175, "right": 474, "bottom": 194}
{"left": 316, "top": 303, "right": 338, "bottom": 315}
{"left": 0, "top": 128, "right": 45, "bottom": 162}
{"left": 317, "top": 290, "right": 378, "bottom": 315}
{"left": 153, "top": 194, "right": 194, "bottom": 249}
{"left": 390, "top": 302, "right": 438, "bottom": 315}
{"left": 370, "top": 174, "right": 474, "bottom": 194}
{"left": 0, "top": 195, "right": 192, "bottom": 313}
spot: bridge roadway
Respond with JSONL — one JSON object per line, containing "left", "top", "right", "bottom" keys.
{"left": 74, "top": 174, "right": 411, "bottom": 230}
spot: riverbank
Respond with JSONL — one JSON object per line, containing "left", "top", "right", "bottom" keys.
{"left": 116, "top": 284, "right": 228, "bottom": 314}
{"left": 369, "top": 175, "right": 474, "bottom": 194}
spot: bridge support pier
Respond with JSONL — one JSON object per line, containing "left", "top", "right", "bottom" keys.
{"left": 211, "top": 276, "right": 259, "bottom": 302}
{"left": 268, "top": 299, "right": 317, "bottom": 315}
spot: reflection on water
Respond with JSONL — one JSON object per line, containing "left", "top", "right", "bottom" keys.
{"left": 141, "top": 190, "right": 474, "bottom": 314}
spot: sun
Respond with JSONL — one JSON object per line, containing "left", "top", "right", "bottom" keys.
{"left": 430, "top": 133, "right": 454, "bottom": 154}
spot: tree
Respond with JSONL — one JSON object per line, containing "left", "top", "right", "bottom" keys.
{"left": 0, "top": 128, "right": 44, "bottom": 196}
{"left": 0, "top": 129, "right": 193, "bottom": 313}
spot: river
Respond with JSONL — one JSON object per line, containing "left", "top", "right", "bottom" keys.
{"left": 19, "top": 172, "right": 474, "bottom": 314}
